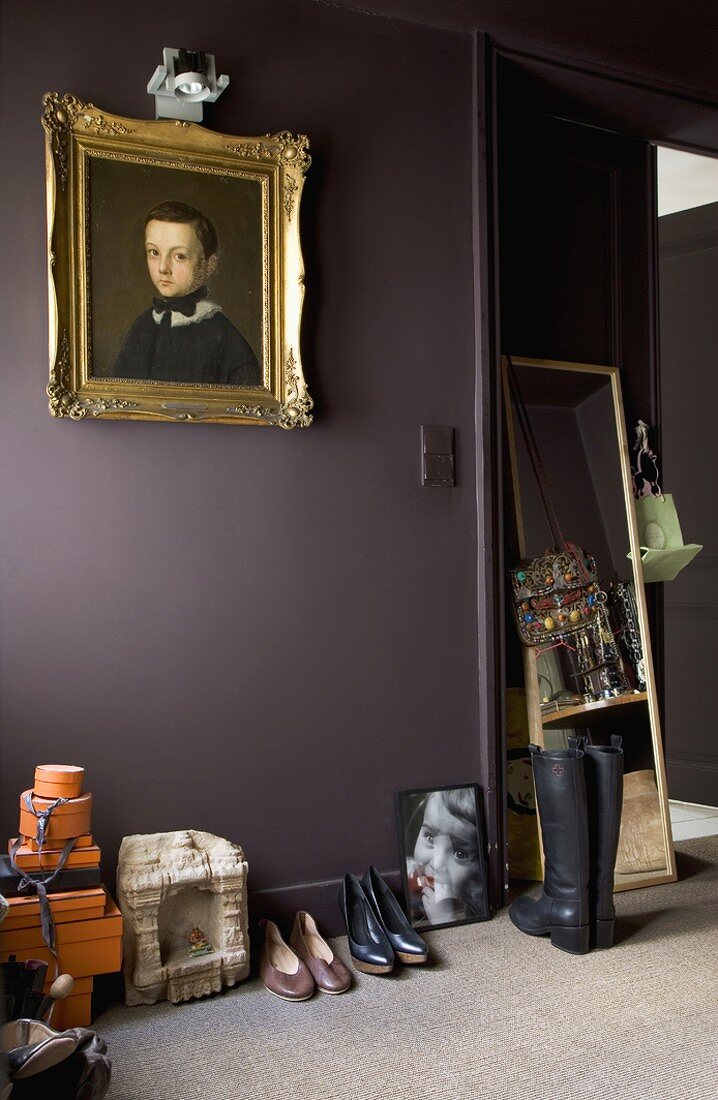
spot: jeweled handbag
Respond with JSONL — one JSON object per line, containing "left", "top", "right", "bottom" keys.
{"left": 506, "top": 358, "right": 603, "bottom": 646}
{"left": 510, "top": 544, "right": 601, "bottom": 645}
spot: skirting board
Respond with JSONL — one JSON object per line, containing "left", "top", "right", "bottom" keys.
{"left": 248, "top": 868, "right": 403, "bottom": 939}
{"left": 666, "top": 756, "right": 718, "bottom": 808}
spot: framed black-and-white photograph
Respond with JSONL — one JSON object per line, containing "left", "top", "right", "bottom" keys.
{"left": 396, "top": 784, "right": 490, "bottom": 930}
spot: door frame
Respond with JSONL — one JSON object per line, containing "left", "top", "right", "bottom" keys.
{"left": 473, "top": 33, "right": 718, "bottom": 906}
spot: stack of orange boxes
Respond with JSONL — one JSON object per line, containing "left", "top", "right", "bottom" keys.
{"left": 0, "top": 765, "right": 123, "bottom": 1028}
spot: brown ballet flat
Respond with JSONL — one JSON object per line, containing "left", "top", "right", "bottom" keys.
{"left": 259, "top": 919, "right": 315, "bottom": 1001}
{"left": 290, "top": 911, "right": 352, "bottom": 994}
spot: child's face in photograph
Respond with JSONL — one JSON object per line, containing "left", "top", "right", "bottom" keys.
{"left": 145, "top": 219, "right": 217, "bottom": 298}
{"left": 413, "top": 792, "right": 479, "bottom": 903}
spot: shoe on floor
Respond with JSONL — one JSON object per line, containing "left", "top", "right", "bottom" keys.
{"left": 362, "top": 865, "right": 429, "bottom": 964}
{"left": 339, "top": 873, "right": 394, "bottom": 974}
{"left": 259, "top": 918, "right": 315, "bottom": 1000}
{"left": 290, "top": 911, "right": 352, "bottom": 994}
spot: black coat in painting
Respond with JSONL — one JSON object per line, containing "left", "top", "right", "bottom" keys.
{"left": 112, "top": 290, "right": 261, "bottom": 386}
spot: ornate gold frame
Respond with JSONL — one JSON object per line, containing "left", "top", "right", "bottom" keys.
{"left": 42, "top": 93, "right": 313, "bottom": 427}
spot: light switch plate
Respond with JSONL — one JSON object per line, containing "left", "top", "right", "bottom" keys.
{"left": 421, "top": 425, "right": 455, "bottom": 486}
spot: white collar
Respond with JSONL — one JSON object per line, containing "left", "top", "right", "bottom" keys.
{"left": 152, "top": 298, "right": 222, "bottom": 328}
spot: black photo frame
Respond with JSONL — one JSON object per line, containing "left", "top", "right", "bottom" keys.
{"left": 395, "top": 784, "right": 490, "bottom": 931}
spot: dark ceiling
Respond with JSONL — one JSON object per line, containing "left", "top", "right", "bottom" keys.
{"left": 319, "top": 0, "right": 718, "bottom": 104}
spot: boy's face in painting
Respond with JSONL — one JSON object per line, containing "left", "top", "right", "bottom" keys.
{"left": 145, "top": 219, "right": 217, "bottom": 299}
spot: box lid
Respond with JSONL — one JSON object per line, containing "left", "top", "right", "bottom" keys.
{"left": 9, "top": 839, "right": 101, "bottom": 871}
{"left": 2, "top": 888, "right": 106, "bottom": 930}
{"left": 0, "top": 888, "right": 122, "bottom": 952}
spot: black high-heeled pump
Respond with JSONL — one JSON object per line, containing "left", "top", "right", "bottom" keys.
{"left": 362, "top": 865, "right": 429, "bottom": 964}
{"left": 339, "top": 873, "right": 394, "bottom": 974}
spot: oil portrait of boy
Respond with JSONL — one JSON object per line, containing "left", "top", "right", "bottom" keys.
{"left": 112, "top": 200, "right": 261, "bottom": 387}
{"left": 87, "top": 155, "right": 266, "bottom": 393}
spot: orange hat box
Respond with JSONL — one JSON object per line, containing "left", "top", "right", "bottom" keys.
{"left": 19, "top": 791, "right": 92, "bottom": 843}
{"left": 34, "top": 765, "right": 84, "bottom": 800}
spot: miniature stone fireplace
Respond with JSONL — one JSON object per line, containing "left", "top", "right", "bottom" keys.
{"left": 117, "top": 830, "right": 249, "bottom": 1005}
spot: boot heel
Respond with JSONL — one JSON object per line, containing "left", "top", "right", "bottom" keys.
{"left": 594, "top": 918, "right": 615, "bottom": 949}
{"left": 550, "top": 924, "right": 590, "bottom": 955}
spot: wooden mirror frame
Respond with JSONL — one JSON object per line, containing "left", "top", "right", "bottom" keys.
{"left": 502, "top": 355, "right": 677, "bottom": 891}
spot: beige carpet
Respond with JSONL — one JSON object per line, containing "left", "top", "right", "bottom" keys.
{"left": 97, "top": 837, "right": 718, "bottom": 1099}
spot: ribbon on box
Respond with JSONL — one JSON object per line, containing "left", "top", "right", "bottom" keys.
{"left": 8, "top": 794, "right": 79, "bottom": 972}
{"left": 21, "top": 792, "right": 70, "bottom": 849}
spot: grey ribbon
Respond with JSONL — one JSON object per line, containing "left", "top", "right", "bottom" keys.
{"left": 22, "top": 792, "right": 69, "bottom": 849}
{"left": 10, "top": 800, "right": 79, "bottom": 968}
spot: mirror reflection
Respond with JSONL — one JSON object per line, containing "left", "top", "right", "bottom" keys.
{"left": 503, "top": 356, "right": 676, "bottom": 889}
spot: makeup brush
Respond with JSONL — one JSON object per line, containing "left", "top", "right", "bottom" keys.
{"left": 36, "top": 973, "right": 75, "bottom": 1022}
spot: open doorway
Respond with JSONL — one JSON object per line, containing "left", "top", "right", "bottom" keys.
{"left": 482, "top": 41, "right": 718, "bottom": 901}
{"left": 656, "top": 146, "right": 718, "bottom": 838}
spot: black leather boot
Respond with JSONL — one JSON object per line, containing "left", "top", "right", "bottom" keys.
{"left": 580, "top": 735, "right": 624, "bottom": 948}
{"left": 509, "top": 743, "right": 590, "bottom": 955}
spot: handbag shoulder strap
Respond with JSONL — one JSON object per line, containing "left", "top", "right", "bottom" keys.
{"left": 507, "top": 356, "right": 565, "bottom": 549}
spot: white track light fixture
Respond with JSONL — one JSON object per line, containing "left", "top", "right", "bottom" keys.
{"left": 148, "top": 48, "right": 229, "bottom": 123}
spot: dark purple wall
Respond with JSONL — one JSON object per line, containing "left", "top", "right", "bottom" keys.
{"left": 4, "top": 0, "right": 718, "bottom": 938}
{"left": 0, "top": 1, "right": 479, "bottom": 920}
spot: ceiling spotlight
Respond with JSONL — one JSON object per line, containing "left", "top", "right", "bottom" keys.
{"left": 148, "top": 47, "right": 229, "bottom": 124}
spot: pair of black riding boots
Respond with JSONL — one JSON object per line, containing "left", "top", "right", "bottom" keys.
{"left": 510, "top": 735, "right": 623, "bottom": 955}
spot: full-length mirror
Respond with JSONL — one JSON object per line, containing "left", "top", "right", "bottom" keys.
{"left": 503, "top": 356, "right": 676, "bottom": 891}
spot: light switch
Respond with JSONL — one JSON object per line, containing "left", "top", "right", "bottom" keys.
{"left": 422, "top": 425, "right": 455, "bottom": 487}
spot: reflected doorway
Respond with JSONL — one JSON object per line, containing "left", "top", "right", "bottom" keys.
{"left": 656, "top": 146, "right": 718, "bottom": 827}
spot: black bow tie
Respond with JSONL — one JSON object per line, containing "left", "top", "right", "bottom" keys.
{"left": 153, "top": 286, "right": 208, "bottom": 317}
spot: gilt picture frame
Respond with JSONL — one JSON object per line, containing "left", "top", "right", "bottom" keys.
{"left": 42, "top": 93, "right": 313, "bottom": 427}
